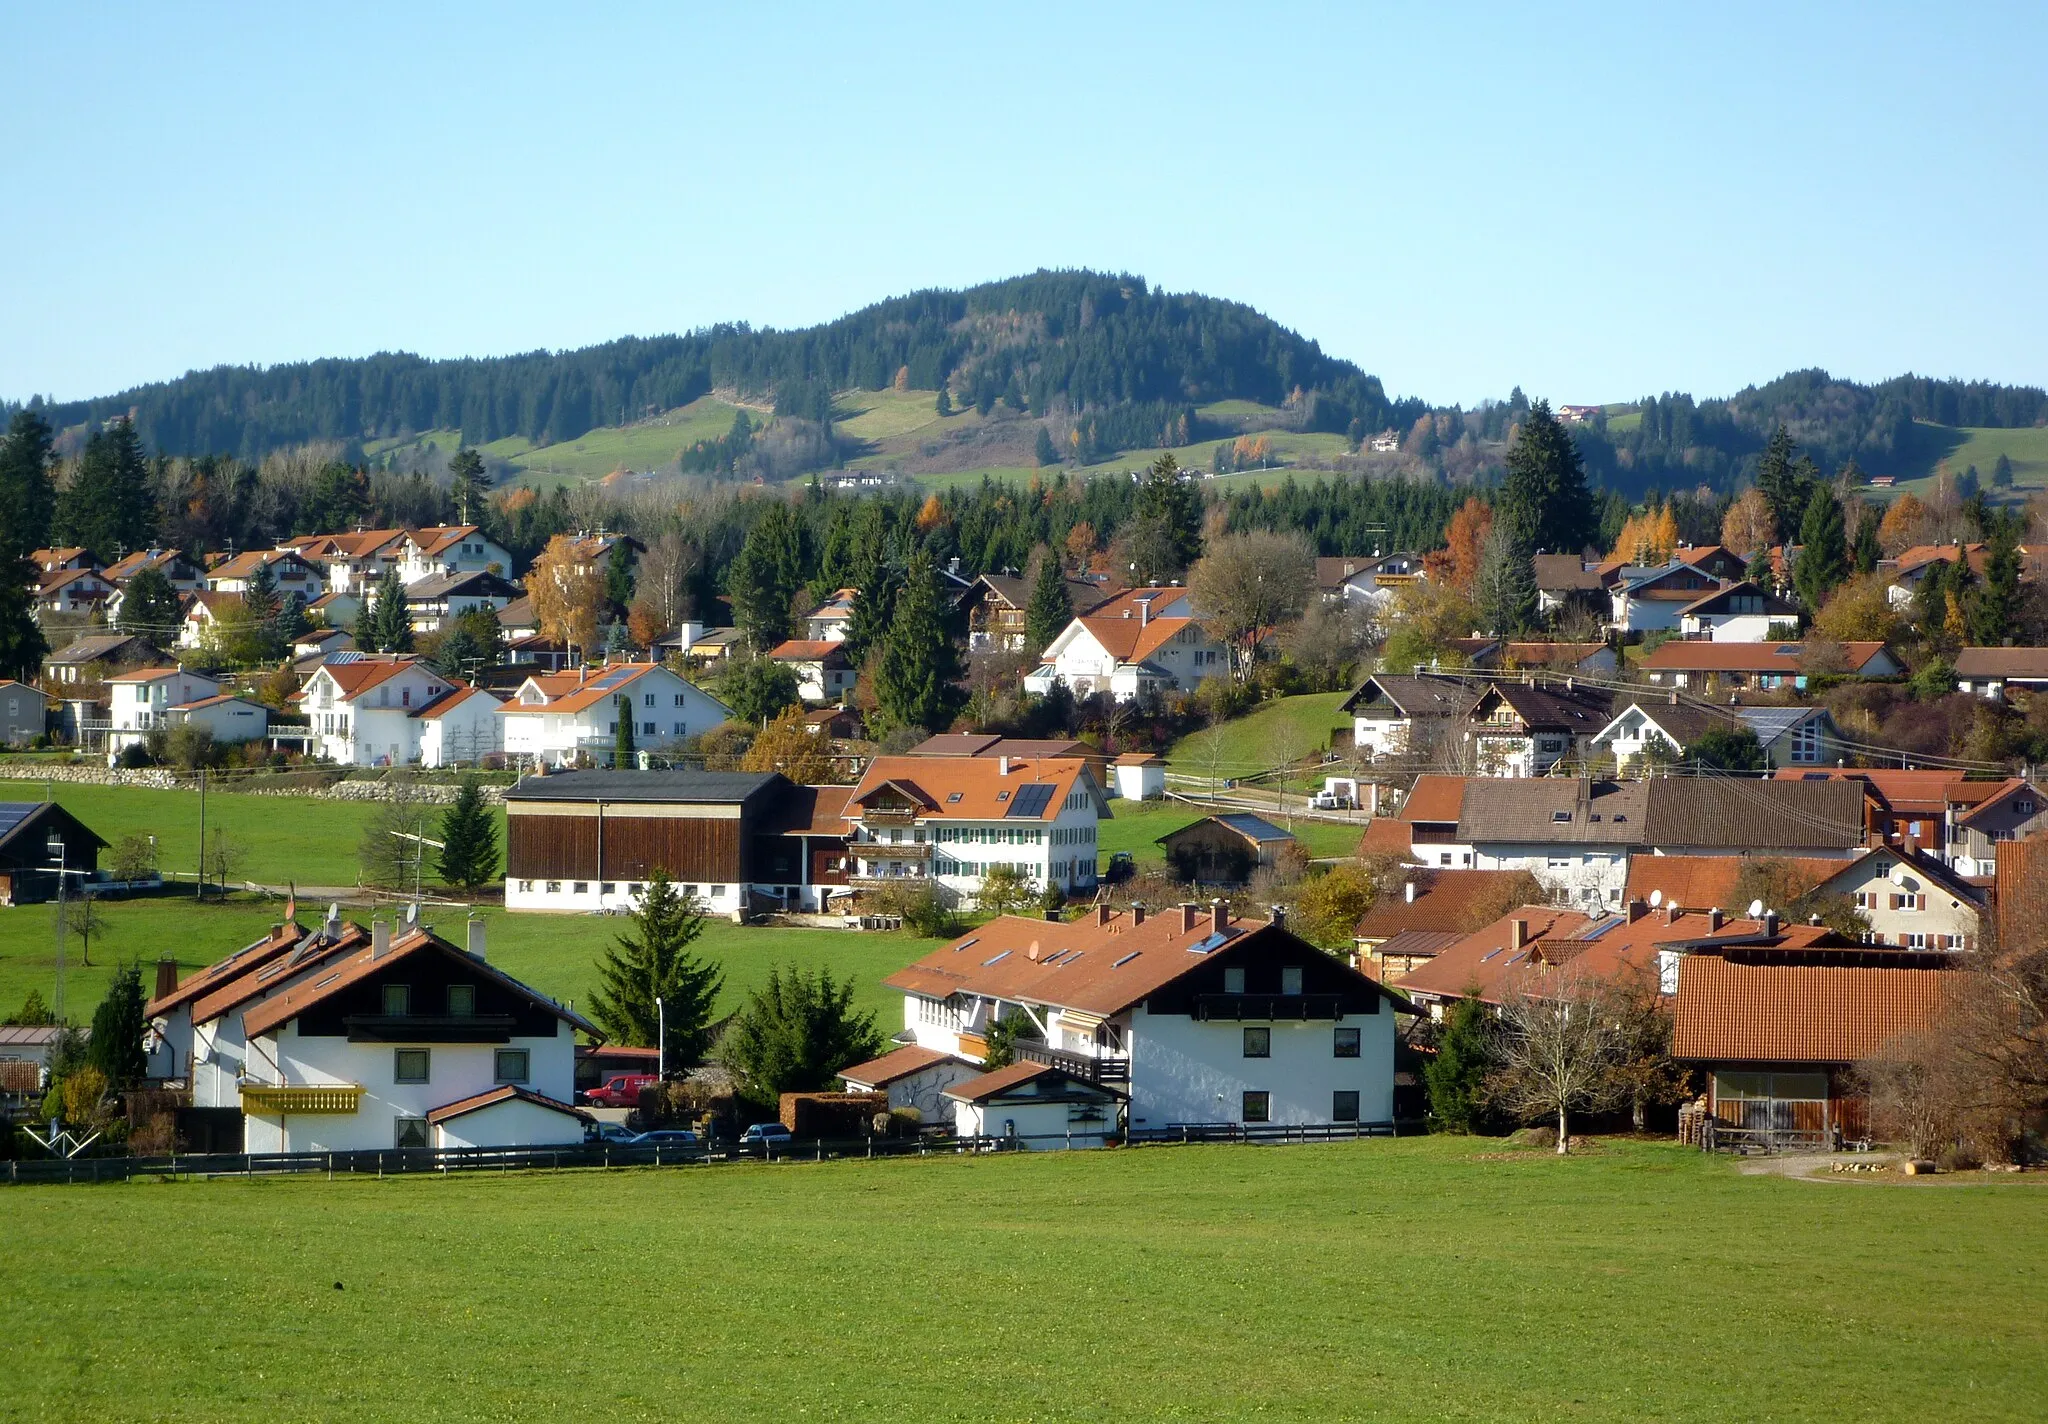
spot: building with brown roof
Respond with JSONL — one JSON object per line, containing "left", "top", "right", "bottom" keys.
{"left": 1353, "top": 868, "right": 1534, "bottom": 958}
{"left": 497, "top": 660, "right": 732, "bottom": 768}
{"left": 838, "top": 1044, "right": 982, "bottom": 1121}
{"left": 767, "top": 639, "right": 856, "bottom": 705}
{"left": 884, "top": 904, "right": 1409, "bottom": 1131}
{"left": 942, "top": 1060, "right": 1126, "bottom": 1147}
{"left": 843, "top": 754, "right": 1106, "bottom": 905}
{"left": 1642, "top": 639, "right": 1901, "bottom": 690}
{"left": 1341, "top": 674, "right": 1482, "bottom": 761}
{"left": 1954, "top": 646, "right": 2048, "bottom": 702}
{"left": 1465, "top": 679, "right": 1614, "bottom": 777}
{"left": 1024, "top": 585, "right": 1231, "bottom": 702}
{"left": 1673, "top": 954, "right": 1962, "bottom": 1143}
{"left": 966, "top": 570, "right": 1119, "bottom": 652}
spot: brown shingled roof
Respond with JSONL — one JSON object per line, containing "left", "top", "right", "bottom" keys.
{"left": 1673, "top": 956, "right": 1961, "bottom": 1063}
{"left": 1353, "top": 869, "right": 1538, "bottom": 940}
{"left": 838, "top": 1044, "right": 969, "bottom": 1088}
{"left": 425, "top": 1084, "right": 588, "bottom": 1126}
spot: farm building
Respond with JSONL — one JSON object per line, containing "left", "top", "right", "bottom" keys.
{"left": 1156, "top": 813, "right": 1298, "bottom": 884}
{"left": 0, "top": 802, "right": 105, "bottom": 907}
{"left": 1673, "top": 953, "right": 1963, "bottom": 1146}
{"left": 0, "top": 680, "right": 47, "bottom": 746}
{"left": 839, "top": 1044, "right": 983, "bottom": 1123}
{"left": 944, "top": 1061, "right": 1125, "bottom": 1148}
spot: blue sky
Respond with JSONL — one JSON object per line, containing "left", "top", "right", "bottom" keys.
{"left": 4, "top": 3, "right": 2045, "bottom": 409}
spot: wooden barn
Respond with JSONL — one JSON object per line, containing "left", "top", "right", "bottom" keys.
{"left": 502, "top": 770, "right": 848, "bottom": 915}
{"left": 1155, "top": 813, "right": 1299, "bottom": 886}
{"left": 0, "top": 802, "right": 106, "bottom": 907}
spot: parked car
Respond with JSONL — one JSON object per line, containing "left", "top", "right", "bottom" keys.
{"left": 582, "top": 1073, "right": 658, "bottom": 1107}
{"left": 739, "top": 1122, "right": 795, "bottom": 1153}
{"left": 586, "top": 1120, "right": 639, "bottom": 1145}
{"left": 627, "top": 1129, "right": 701, "bottom": 1150}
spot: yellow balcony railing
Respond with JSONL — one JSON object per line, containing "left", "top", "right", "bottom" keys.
{"left": 240, "top": 1083, "right": 362, "bottom": 1114}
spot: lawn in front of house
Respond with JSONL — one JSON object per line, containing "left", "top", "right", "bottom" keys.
{"left": 4, "top": 1135, "right": 2043, "bottom": 1423}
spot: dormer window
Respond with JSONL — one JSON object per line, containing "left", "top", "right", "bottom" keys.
{"left": 382, "top": 984, "right": 411, "bottom": 1016}
{"left": 447, "top": 984, "right": 475, "bottom": 1017}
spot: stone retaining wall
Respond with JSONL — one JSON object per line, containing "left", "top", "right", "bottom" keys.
{"left": 0, "top": 764, "right": 508, "bottom": 803}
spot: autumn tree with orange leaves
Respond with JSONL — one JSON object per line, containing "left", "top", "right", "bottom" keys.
{"left": 1877, "top": 493, "right": 1934, "bottom": 555}
{"left": 529, "top": 534, "right": 605, "bottom": 657}
{"left": 1719, "top": 488, "right": 1775, "bottom": 558}
{"left": 1610, "top": 504, "right": 1679, "bottom": 566}
{"left": 1442, "top": 496, "right": 1493, "bottom": 594}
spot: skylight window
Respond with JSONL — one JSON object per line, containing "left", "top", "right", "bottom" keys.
{"left": 982, "top": 950, "right": 1012, "bottom": 965}
{"left": 1112, "top": 951, "right": 1140, "bottom": 968}
{"left": 952, "top": 937, "right": 979, "bottom": 955}
{"left": 1552, "top": 810, "right": 1572, "bottom": 823}
{"left": 947, "top": 792, "right": 963, "bottom": 803}
{"left": 996, "top": 790, "right": 1010, "bottom": 802}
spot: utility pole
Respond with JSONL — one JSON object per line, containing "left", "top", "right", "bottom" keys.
{"left": 195, "top": 767, "right": 207, "bottom": 901}
{"left": 656, "top": 995, "right": 666, "bottom": 1081}
{"left": 49, "top": 832, "right": 67, "bottom": 1023}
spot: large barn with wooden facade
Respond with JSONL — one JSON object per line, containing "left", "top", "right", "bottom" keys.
{"left": 502, "top": 771, "right": 851, "bottom": 915}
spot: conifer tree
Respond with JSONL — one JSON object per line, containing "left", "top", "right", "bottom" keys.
{"left": 1033, "top": 426, "right": 1060, "bottom": 468}
{"left": 1793, "top": 485, "right": 1848, "bottom": 610}
{"left": 244, "top": 560, "right": 282, "bottom": 656}
{"left": 730, "top": 504, "right": 806, "bottom": 650}
{"left": 0, "top": 567, "right": 49, "bottom": 681}
{"left": 360, "top": 566, "right": 413, "bottom": 653}
{"left": 0, "top": 408, "right": 57, "bottom": 559}
{"left": 1475, "top": 523, "right": 1538, "bottom": 636}
{"left": 1023, "top": 547, "right": 1071, "bottom": 653}
{"left": 841, "top": 562, "right": 898, "bottom": 667}
{"left": 588, "top": 871, "right": 722, "bottom": 1069}
{"left": 447, "top": 446, "right": 491, "bottom": 524}
{"left": 435, "top": 777, "right": 500, "bottom": 890}
{"left": 1498, "top": 401, "right": 1594, "bottom": 555}
{"left": 1424, "top": 996, "right": 1497, "bottom": 1133}
{"left": 935, "top": 388, "right": 952, "bottom": 417}
{"left": 1970, "top": 516, "right": 2023, "bottom": 646}
{"left": 86, "top": 964, "right": 148, "bottom": 1088}
{"left": 874, "top": 550, "right": 961, "bottom": 733}
{"left": 614, "top": 694, "right": 637, "bottom": 766}
{"left": 1850, "top": 511, "right": 1881, "bottom": 577}
{"left": 56, "top": 418, "right": 155, "bottom": 562}
{"left": 1992, "top": 453, "right": 2015, "bottom": 489}
{"left": 117, "top": 566, "right": 181, "bottom": 638}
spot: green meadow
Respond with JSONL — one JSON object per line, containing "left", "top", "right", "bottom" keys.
{"left": 4, "top": 1137, "right": 2043, "bottom": 1423}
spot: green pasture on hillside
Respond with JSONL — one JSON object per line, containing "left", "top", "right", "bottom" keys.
{"left": 1098, "top": 797, "right": 1363, "bottom": 867}
{"left": 1166, "top": 692, "right": 1350, "bottom": 781}
{"left": 1889, "top": 421, "right": 2048, "bottom": 500}
{"left": 6, "top": 1137, "right": 2044, "bottom": 1422}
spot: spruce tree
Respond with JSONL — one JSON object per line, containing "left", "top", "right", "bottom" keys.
{"left": 117, "top": 566, "right": 182, "bottom": 638}
{"left": 587, "top": 871, "right": 722, "bottom": 1069}
{"left": 447, "top": 446, "right": 491, "bottom": 524}
{"left": 1475, "top": 523, "right": 1538, "bottom": 636}
{"left": 86, "top": 964, "right": 148, "bottom": 1088}
{"left": 1992, "top": 453, "right": 2015, "bottom": 489}
{"left": 435, "top": 777, "right": 500, "bottom": 890}
{"left": 56, "top": 418, "right": 155, "bottom": 562}
{"left": 0, "top": 408, "right": 57, "bottom": 560}
{"left": 935, "top": 388, "right": 952, "bottom": 417}
{"left": 604, "top": 539, "right": 635, "bottom": 615}
{"left": 1023, "top": 547, "right": 1071, "bottom": 654}
{"left": 1498, "top": 400, "right": 1594, "bottom": 555}
{"left": 730, "top": 504, "right": 806, "bottom": 650}
{"left": 1793, "top": 485, "right": 1848, "bottom": 611}
{"left": 875, "top": 550, "right": 961, "bottom": 734}
{"left": 1850, "top": 512, "right": 1881, "bottom": 577}
{"left": 1424, "top": 996, "right": 1497, "bottom": 1133}
{"left": 841, "top": 562, "right": 898, "bottom": 667}
{"left": 244, "top": 560, "right": 282, "bottom": 657}
{"left": 614, "top": 694, "right": 637, "bottom": 766}
{"left": 1970, "top": 516, "right": 2023, "bottom": 646}
{"left": 362, "top": 566, "right": 412, "bottom": 653}
{"left": 0, "top": 563, "right": 49, "bottom": 681}
{"left": 1753, "top": 424, "right": 1809, "bottom": 539}
{"left": 1033, "top": 426, "right": 1060, "bottom": 468}
{"left": 723, "top": 963, "right": 882, "bottom": 1102}
{"left": 1130, "top": 453, "right": 1203, "bottom": 575}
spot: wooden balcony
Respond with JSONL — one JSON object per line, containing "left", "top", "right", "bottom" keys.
{"left": 1193, "top": 993, "right": 1348, "bottom": 1022}
{"left": 1014, "top": 1040, "right": 1131, "bottom": 1084}
{"left": 240, "top": 1083, "right": 362, "bottom": 1114}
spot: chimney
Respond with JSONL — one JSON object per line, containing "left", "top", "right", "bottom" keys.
{"left": 1510, "top": 918, "right": 1528, "bottom": 952}
{"left": 1139, "top": 598, "right": 1150, "bottom": 627}
{"left": 1132, "top": 903, "right": 1146, "bottom": 927}
{"left": 1180, "top": 902, "right": 1199, "bottom": 933}
{"left": 1211, "top": 899, "right": 1228, "bottom": 934}
{"left": 998, "top": 755, "right": 1010, "bottom": 778}
{"left": 1271, "top": 905, "right": 1288, "bottom": 931}
{"left": 1763, "top": 910, "right": 1779, "bottom": 936}
{"left": 371, "top": 920, "right": 391, "bottom": 957}
{"left": 1707, "top": 907, "right": 1723, "bottom": 932}
{"left": 1665, "top": 902, "right": 1681, "bottom": 925}
{"left": 154, "top": 957, "right": 179, "bottom": 1001}
{"left": 1404, "top": 880, "right": 1417, "bottom": 904}
{"left": 1044, "top": 906, "right": 1061, "bottom": 922}
{"left": 467, "top": 916, "right": 487, "bottom": 960}
{"left": 1095, "top": 904, "right": 1112, "bottom": 927}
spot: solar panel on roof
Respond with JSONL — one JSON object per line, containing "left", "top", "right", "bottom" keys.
{"left": 0, "top": 804, "right": 38, "bottom": 838}
{"left": 1006, "top": 783, "right": 1056, "bottom": 819}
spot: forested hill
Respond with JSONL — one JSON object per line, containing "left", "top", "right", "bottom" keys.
{"left": 14, "top": 271, "right": 1420, "bottom": 463}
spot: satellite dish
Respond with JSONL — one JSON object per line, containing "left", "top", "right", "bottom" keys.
{"left": 1648, "top": 890, "right": 1663, "bottom": 907}
{"left": 1889, "top": 865, "right": 1909, "bottom": 887}
{"left": 1747, "top": 899, "right": 1764, "bottom": 918}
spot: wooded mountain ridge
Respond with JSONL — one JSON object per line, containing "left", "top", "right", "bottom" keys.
{"left": 9, "top": 268, "right": 2047, "bottom": 494}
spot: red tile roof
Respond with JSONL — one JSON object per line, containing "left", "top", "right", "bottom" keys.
{"left": 1673, "top": 956, "right": 1961, "bottom": 1063}
{"left": 1400, "top": 774, "right": 1469, "bottom": 824}
{"left": 942, "top": 1060, "right": 1086, "bottom": 1102}
{"left": 1353, "top": 869, "right": 1536, "bottom": 940}
{"left": 847, "top": 755, "right": 1091, "bottom": 823}
{"left": 425, "top": 1084, "right": 588, "bottom": 1125}
{"left": 1072, "top": 587, "right": 1202, "bottom": 663}
{"left": 837, "top": 1044, "right": 967, "bottom": 1088}
{"left": 1622, "top": 856, "right": 1843, "bottom": 913}
{"left": 1642, "top": 640, "right": 1890, "bottom": 673}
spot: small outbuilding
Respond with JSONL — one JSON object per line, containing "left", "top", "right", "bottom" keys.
{"left": 426, "top": 1085, "right": 592, "bottom": 1150}
{"left": 0, "top": 802, "right": 107, "bottom": 906}
{"left": 839, "top": 1044, "right": 981, "bottom": 1123}
{"left": 944, "top": 1060, "right": 1124, "bottom": 1149}
{"left": 1156, "top": 813, "right": 1298, "bottom": 885}
{"left": 1112, "top": 752, "right": 1165, "bottom": 801}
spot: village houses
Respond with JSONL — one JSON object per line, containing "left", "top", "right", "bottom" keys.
{"left": 497, "top": 661, "right": 731, "bottom": 768}
{"left": 1025, "top": 585, "right": 1231, "bottom": 702}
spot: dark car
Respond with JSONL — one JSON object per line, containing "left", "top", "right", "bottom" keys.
{"left": 586, "top": 1120, "right": 639, "bottom": 1145}
{"left": 627, "top": 1129, "right": 702, "bottom": 1149}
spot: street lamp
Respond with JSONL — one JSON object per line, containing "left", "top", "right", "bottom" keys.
{"left": 655, "top": 995, "right": 666, "bottom": 1080}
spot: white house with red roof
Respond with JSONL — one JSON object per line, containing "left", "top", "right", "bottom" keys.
{"left": 299, "top": 655, "right": 465, "bottom": 766}
{"left": 884, "top": 903, "right": 1406, "bottom": 1134}
{"left": 769, "top": 639, "right": 856, "bottom": 704}
{"left": 149, "top": 908, "right": 595, "bottom": 1153}
{"left": 204, "top": 548, "right": 325, "bottom": 600}
{"left": 497, "top": 661, "right": 732, "bottom": 768}
{"left": 1023, "top": 585, "right": 1229, "bottom": 702}
{"left": 396, "top": 525, "right": 512, "bottom": 583}
{"left": 413, "top": 684, "right": 504, "bottom": 766}
{"left": 843, "top": 754, "right": 1106, "bottom": 904}
{"left": 34, "top": 566, "right": 116, "bottom": 617}
{"left": 104, "top": 666, "right": 221, "bottom": 753}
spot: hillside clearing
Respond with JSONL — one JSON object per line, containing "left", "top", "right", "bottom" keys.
{"left": 4, "top": 1137, "right": 2042, "bottom": 1422}
{"left": 1166, "top": 692, "right": 1350, "bottom": 782}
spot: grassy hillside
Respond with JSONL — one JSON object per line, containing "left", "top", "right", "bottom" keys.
{"left": 7, "top": 1137, "right": 2044, "bottom": 1422}
{"left": 1166, "top": 692, "right": 1350, "bottom": 782}
{"left": 1887, "top": 420, "right": 2048, "bottom": 502}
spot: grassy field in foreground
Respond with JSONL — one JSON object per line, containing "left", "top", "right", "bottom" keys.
{"left": 0, "top": 893, "right": 928, "bottom": 1029}
{"left": 5, "top": 1137, "right": 2044, "bottom": 1423}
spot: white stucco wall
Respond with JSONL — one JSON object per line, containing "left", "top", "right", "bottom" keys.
{"left": 952, "top": 1097, "right": 1115, "bottom": 1148}
{"left": 1126, "top": 1007, "right": 1395, "bottom": 1129}
{"left": 505, "top": 876, "right": 742, "bottom": 915}
{"left": 433, "top": 1096, "right": 586, "bottom": 1149}
{"left": 241, "top": 1022, "right": 575, "bottom": 1152}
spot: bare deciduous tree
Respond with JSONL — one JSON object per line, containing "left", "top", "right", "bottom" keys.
{"left": 637, "top": 529, "right": 698, "bottom": 630}
{"left": 1186, "top": 530, "right": 1315, "bottom": 681}
{"left": 1488, "top": 968, "right": 1627, "bottom": 1153}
